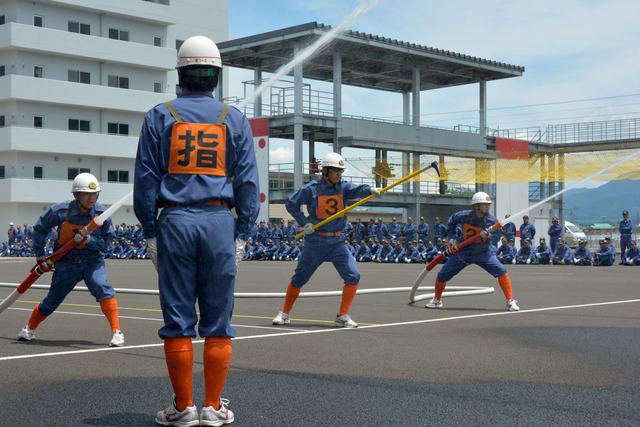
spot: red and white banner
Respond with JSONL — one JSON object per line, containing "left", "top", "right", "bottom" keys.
{"left": 250, "top": 118, "right": 269, "bottom": 223}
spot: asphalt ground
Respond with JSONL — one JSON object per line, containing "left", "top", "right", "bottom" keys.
{"left": 0, "top": 258, "right": 639, "bottom": 426}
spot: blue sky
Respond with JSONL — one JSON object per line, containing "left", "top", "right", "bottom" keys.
{"left": 226, "top": 0, "right": 640, "bottom": 164}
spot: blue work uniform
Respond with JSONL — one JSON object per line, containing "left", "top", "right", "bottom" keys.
{"left": 573, "top": 247, "right": 592, "bottom": 266}
{"left": 437, "top": 210, "right": 505, "bottom": 282}
{"left": 354, "top": 222, "right": 365, "bottom": 243}
{"left": 623, "top": 246, "right": 640, "bottom": 265}
{"left": 520, "top": 223, "right": 536, "bottom": 246}
{"left": 548, "top": 223, "right": 563, "bottom": 254}
{"left": 32, "top": 201, "right": 115, "bottom": 316}
{"left": 551, "top": 245, "right": 572, "bottom": 265}
{"left": 501, "top": 222, "right": 516, "bottom": 242}
{"left": 619, "top": 219, "right": 633, "bottom": 261}
{"left": 533, "top": 244, "right": 551, "bottom": 265}
{"left": 355, "top": 245, "right": 372, "bottom": 262}
{"left": 286, "top": 179, "right": 372, "bottom": 288}
{"left": 435, "top": 223, "right": 448, "bottom": 240}
{"left": 133, "top": 90, "right": 259, "bottom": 339}
{"left": 418, "top": 222, "right": 429, "bottom": 243}
{"left": 497, "top": 243, "right": 515, "bottom": 264}
{"left": 516, "top": 246, "right": 532, "bottom": 264}
{"left": 403, "top": 223, "right": 417, "bottom": 244}
{"left": 593, "top": 246, "right": 615, "bottom": 266}
{"left": 388, "top": 223, "right": 401, "bottom": 240}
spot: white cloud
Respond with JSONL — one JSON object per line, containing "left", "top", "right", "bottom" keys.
{"left": 269, "top": 146, "right": 295, "bottom": 163}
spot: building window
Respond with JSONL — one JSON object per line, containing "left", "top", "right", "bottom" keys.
{"left": 154, "top": 36, "right": 162, "bottom": 47}
{"left": 68, "top": 167, "right": 90, "bottom": 180}
{"left": 107, "top": 122, "right": 129, "bottom": 135}
{"left": 68, "top": 21, "right": 90, "bottom": 35}
{"left": 68, "top": 70, "right": 90, "bottom": 84}
{"left": 0, "top": 65, "right": 5, "bottom": 76}
{"left": 0, "top": 116, "right": 4, "bottom": 127}
{"left": 107, "top": 75, "right": 129, "bottom": 89}
{"left": 108, "top": 170, "right": 129, "bottom": 183}
{"left": 34, "top": 116, "right": 43, "bottom": 128}
{"left": 0, "top": 16, "right": 5, "bottom": 25}
{"left": 33, "top": 15, "right": 43, "bottom": 27}
{"left": 154, "top": 81, "right": 162, "bottom": 93}
{"left": 176, "top": 39, "right": 184, "bottom": 50}
{"left": 108, "top": 28, "right": 129, "bottom": 41}
{"left": 68, "top": 119, "right": 90, "bottom": 132}
{"left": 34, "top": 65, "right": 44, "bottom": 78}
{"left": 0, "top": 165, "right": 4, "bottom": 178}
{"left": 34, "top": 166, "right": 43, "bottom": 179}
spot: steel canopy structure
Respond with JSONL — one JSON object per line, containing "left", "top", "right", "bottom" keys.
{"left": 218, "top": 22, "right": 523, "bottom": 92}
{"left": 218, "top": 22, "right": 526, "bottom": 221}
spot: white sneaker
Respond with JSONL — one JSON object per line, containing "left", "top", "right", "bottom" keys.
{"left": 17, "top": 325, "right": 36, "bottom": 341}
{"left": 272, "top": 311, "right": 290, "bottom": 325}
{"left": 109, "top": 330, "right": 125, "bottom": 347}
{"left": 335, "top": 314, "right": 358, "bottom": 328}
{"left": 425, "top": 298, "right": 443, "bottom": 309}
{"left": 155, "top": 400, "right": 199, "bottom": 427}
{"left": 506, "top": 299, "right": 520, "bottom": 312}
{"left": 200, "top": 399, "right": 235, "bottom": 426}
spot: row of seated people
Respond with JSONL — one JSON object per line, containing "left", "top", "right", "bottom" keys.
{"left": 497, "top": 237, "right": 640, "bottom": 266}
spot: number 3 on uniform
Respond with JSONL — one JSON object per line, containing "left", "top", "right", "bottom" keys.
{"left": 316, "top": 195, "right": 344, "bottom": 219}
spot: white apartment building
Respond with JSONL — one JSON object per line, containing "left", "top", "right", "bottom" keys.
{"left": 0, "top": 0, "right": 228, "bottom": 229}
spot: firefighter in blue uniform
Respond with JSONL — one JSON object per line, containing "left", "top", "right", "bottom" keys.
{"left": 17, "top": 173, "right": 123, "bottom": 347}
{"left": 547, "top": 216, "right": 563, "bottom": 254}
{"left": 519, "top": 215, "right": 536, "bottom": 247}
{"left": 434, "top": 217, "right": 448, "bottom": 241}
{"left": 425, "top": 192, "right": 519, "bottom": 311}
{"left": 551, "top": 239, "right": 572, "bottom": 265}
{"left": 572, "top": 239, "right": 592, "bottom": 266}
{"left": 532, "top": 237, "right": 551, "bottom": 265}
{"left": 134, "top": 36, "right": 259, "bottom": 426}
{"left": 619, "top": 210, "right": 633, "bottom": 265}
{"left": 417, "top": 217, "right": 429, "bottom": 243}
{"left": 593, "top": 239, "right": 615, "bottom": 266}
{"left": 272, "top": 152, "right": 378, "bottom": 328}
{"left": 622, "top": 240, "right": 640, "bottom": 265}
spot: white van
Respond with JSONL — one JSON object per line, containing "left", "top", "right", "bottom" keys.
{"left": 564, "top": 221, "right": 587, "bottom": 248}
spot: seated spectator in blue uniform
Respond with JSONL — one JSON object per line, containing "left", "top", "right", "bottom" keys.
{"left": 551, "top": 239, "right": 572, "bottom": 265}
{"left": 622, "top": 240, "right": 640, "bottom": 265}
{"left": 572, "top": 239, "right": 592, "bottom": 266}
{"left": 251, "top": 242, "right": 266, "bottom": 260}
{"left": 532, "top": 237, "right": 551, "bottom": 265}
{"left": 404, "top": 241, "right": 422, "bottom": 263}
{"left": 547, "top": 217, "right": 563, "bottom": 254}
{"left": 285, "top": 241, "right": 302, "bottom": 261}
{"left": 434, "top": 217, "right": 448, "bottom": 241}
{"left": 417, "top": 217, "right": 429, "bottom": 244}
{"left": 355, "top": 241, "right": 372, "bottom": 262}
{"left": 604, "top": 237, "right": 617, "bottom": 261}
{"left": 391, "top": 241, "right": 406, "bottom": 263}
{"left": 273, "top": 241, "right": 291, "bottom": 261}
{"left": 242, "top": 240, "right": 254, "bottom": 260}
{"left": 388, "top": 217, "right": 401, "bottom": 241}
{"left": 497, "top": 237, "right": 515, "bottom": 265}
{"left": 369, "top": 238, "right": 380, "bottom": 256}
{"left": 516, "top": 239, "right": 533, "bottom": 264}
{"left": 519, "top": 215, "right": 536, "bottom": 247}
{"left": 262, "top": 240, "right": 277, "bottom": 260}
{"left": 593, "top": 239, "right": 615, "bottom": 266}
{"left": 416, "top": 240, "right": 428, "bottom": 261}
{"left": 0, "top": 240, "right": 8, "bottom": 256}
{"left": 345, "top": 239, "right": 357, "bottom": 258}
{"left": 375, "top": 218, "right": 388, "bottom": 241}
{"left": 374, "top": 240, "right": 393, "bottom": 263}
{"left": 402, "top": 217, "right": 417, "bottom": 245}
{"left": 424, "top": 240, "right": 438, "bottom": 262}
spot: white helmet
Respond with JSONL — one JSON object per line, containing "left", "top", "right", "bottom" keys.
{"left": 321, "top": 152, "right": 346, "bottom": 170}
{"left": 471, "top": 191, "right": 492, "bottom": 205}
{"left": 72, "top": 173, "right": 101, "bottom": 193}
{"left": 177, "top": 36, "right": 222, "bottom": 68}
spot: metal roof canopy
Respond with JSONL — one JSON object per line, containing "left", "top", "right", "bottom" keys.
{"left": 218, "top": 22, "right": 524, "bottom": 92}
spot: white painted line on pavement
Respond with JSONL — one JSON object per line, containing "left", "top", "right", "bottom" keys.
{"left": 1, "top": 298, "right": 639, "bottom": 362}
